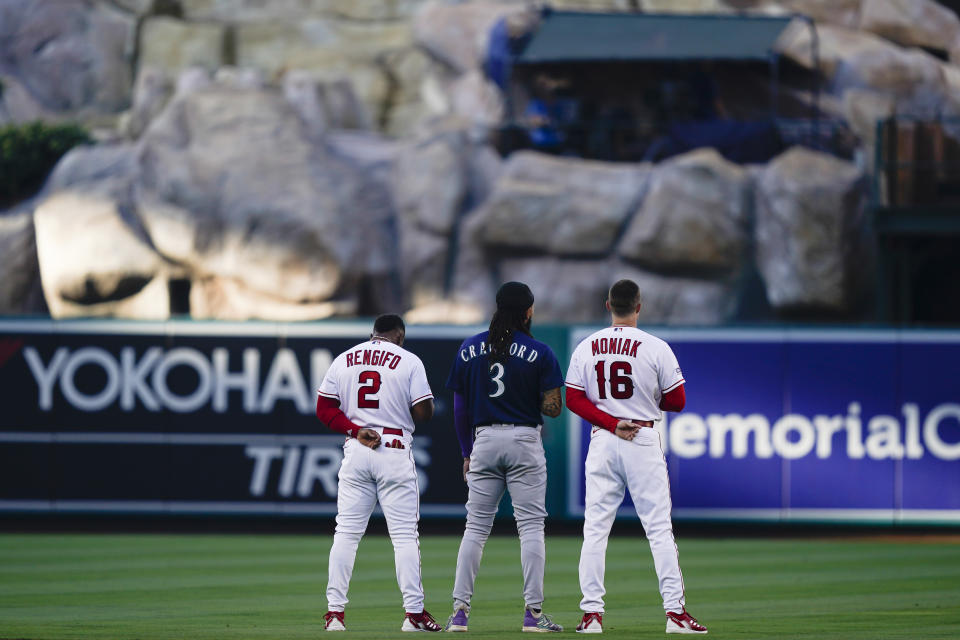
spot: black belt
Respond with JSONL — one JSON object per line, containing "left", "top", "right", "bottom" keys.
{"left": 474, "top": 422, "right": 539, "bottom": 428}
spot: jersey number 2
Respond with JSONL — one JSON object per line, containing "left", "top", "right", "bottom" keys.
{"left": 357, "top": 370, "right": 381, "bottom": 408}
{"left": 594, "top": 360, "right": 633, "bottom": 399}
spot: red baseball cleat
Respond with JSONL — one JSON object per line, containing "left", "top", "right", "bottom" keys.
{"left": 402, "top": 609, "right": 443, "bottom": 632}
{"left": 323, "top": 610, "right": 345, "bottom": 631}
{"left": 665, "top": 608, "right": 707, "bottom": 634}
{"left": 576, "top": 611, "right": 603, "bottom": 633}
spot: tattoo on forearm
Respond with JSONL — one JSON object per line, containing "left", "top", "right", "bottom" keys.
{"left": 540, "top": 388, "right": 562, "bottom": 418}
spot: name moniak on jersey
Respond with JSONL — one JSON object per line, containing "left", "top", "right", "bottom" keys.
{"left": 459, "top": 340, "right": 539, "bottom": 363}
{"left": 592, "top": 336, "right": 642, "bottom": 358}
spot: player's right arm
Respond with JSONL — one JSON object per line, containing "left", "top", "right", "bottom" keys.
{"left": 445, "top": 341, "right": 474, "bottom": 468}
{"left": 316, "top": 355, "right": 381, "bottom": 448}
{"left": 565, "top": 339, "right": 641, "bottom": 440}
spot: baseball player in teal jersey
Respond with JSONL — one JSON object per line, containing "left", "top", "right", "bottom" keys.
{"left": 444, "top": 282, "right": 565, "bottom": 633}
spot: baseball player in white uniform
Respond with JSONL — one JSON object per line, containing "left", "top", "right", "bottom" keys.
{"left": 565, "top": 280, "right": 707, "bottom": 635}
{"left": 315, "top": 314, "right": 442, "bottom": 632}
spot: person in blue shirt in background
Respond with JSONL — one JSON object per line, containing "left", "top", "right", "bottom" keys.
{"left": 443, "top": 281, "right": 565, "bottom": 633}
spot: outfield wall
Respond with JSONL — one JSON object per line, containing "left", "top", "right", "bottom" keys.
{"left": 566, "top": 328, "right": 960, "bottom": 525}
{"left": 1, "top": 320, "right": 957, "bottom": 525}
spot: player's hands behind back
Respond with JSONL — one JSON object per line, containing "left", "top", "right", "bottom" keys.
{"left": 357, "top": 428, "right": 381, "bottom": 449}
{"left": 615, "top": 420, "right": 642, "bottom": 441}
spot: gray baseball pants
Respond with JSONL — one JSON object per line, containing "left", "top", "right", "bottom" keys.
{"left": 452, "top": 425, "right": 548, "bottom": 610}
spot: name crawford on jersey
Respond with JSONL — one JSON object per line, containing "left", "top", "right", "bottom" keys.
{"left": 457, "top": 340, "right": 540, "bottom": 363}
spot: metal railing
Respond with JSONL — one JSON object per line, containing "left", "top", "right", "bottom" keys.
{"left": 494, "top": 117, "right": 852, "bottom": 164}
{"left": 872, "top": 117, "right": 960, "bottom": 209}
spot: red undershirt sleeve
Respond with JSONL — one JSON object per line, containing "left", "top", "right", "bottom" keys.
{"left": 659, "top": 384, "right": 686, "bottom": 412}
{"left": 316, "top": 395, "right": 362, "bottom": 438}
{"left": 565, "top": 386, "right": 619, "bottom": 433}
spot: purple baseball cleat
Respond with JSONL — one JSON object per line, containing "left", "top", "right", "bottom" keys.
{"left": 445, "top": 607, "right": 469, "bottom": 632}
{"left": 523, "top": 608, "right": 563, "bottom": 632}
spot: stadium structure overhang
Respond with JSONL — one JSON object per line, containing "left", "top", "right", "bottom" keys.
{"left": 515, "top": 11, "right": 795, "bottom": 64}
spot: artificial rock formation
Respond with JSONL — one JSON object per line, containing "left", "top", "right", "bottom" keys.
{"left": 2, "top": 0, "right": 928, "bottom": 325}
{"left": 476, "top": 152, "right": 651, "bottom": 256}
{"left": 0, "top": 209, "right": 44, "bottom": 314}
{"left": 755, "top": 146, "right": 868, "bottom": 312}
{"left": 620, "top": 148, "right": 750, "bottom": 273}
{"left": 33, "top": 192, "right": 169, "bottom": 319}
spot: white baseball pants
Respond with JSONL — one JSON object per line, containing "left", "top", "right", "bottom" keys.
{"left": 579, "top": 427, "right": 685, "bottom": 613}
{"left": 326, "top": 437, "right": 424, "bottom": 613}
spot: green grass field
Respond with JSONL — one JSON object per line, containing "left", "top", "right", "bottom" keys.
{"left": 1, "top": 532, "right": 958, "bottom": 639}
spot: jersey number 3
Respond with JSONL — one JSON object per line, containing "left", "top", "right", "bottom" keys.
{"left": 594, "top": 360, "right": 634, "bottom": 399}
{"left": 357, "top": 370, "right": 381, "bottom": 408}
{"left": 489, "top": 362, "right": 505, "bottom": 398}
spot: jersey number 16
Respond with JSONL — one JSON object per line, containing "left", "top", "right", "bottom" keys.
{"left": 594, "top": 360, "right": 633, "bottom": 399}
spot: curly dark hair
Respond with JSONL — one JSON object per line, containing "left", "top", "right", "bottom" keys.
{"left": 488, "top": 308, "right": 532, "bottom": 364}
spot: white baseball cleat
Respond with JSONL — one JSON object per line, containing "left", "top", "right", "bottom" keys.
{"left": 665, "top": 608, "right": 707, "bottom": 634}
{"left": 323, "top": 611, "right": 346, "bottom": 631}
{"left": 402, "top": 610, "right": 443, "bottom": 632}
{"left": 576, "top": 612, "right": 603, "bottom": 634}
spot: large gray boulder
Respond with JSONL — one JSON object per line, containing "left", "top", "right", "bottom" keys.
{"left": 189, "top": 276, "right": 355, "bottom": 321}
{"left": 33, "top": 191, "right": 169, "bottom": 319}
{"left": 137, "top": 86, "right": 387, "bottom": 309}
{"left": 620, "top": 148, "right": 749, "bottom": 273}
{"left": 120, "top": 67, "right": 175, "bottom": 140}
{"left": 755, "top": 147, "right": 868, "bottom": 312}
{"left": 778, "top": 0, "right": 861, "bottom": 29}
{"left": 0, "top": 73, "right": 53, "bottom": 125}
{"left": 496, "top": 257, "right": 737, "bottom": 325}
{"left": 639, "top": 0, "right": 731, "bottom": 12}
{"left": 450, "top": 205, "right": 497, "bottom": 311}
{"left": 138, "top": 17, "right": 227, "bottom": 74}
{"left": 380, "top": 46, "right": 435, "bottom": 137}
{"left": 399, "top": 221, "right": 449, "bottom": 308}
{"left": 0, "top": 208, "right": 45, "bottom": 314}
{"left": 625, "top": 268, "right": 738, "bottom": 326}
{"left": 777, "top": 21, "right": 893, "bottom": 80}
{"left": 180, "top": 0, "right": 429, "bottom": 22}
{"left": 447, "top": 69, "right": 506, "bottom": 128}
{"left": 0, "top": 0, "right": 135, "bottom": 118}
{"left": 234, "top": 19, "right": 413, "bottom": 130}
{"left": 859, "top": 0, "right": 960, "bottom": 53}
{"left": 475, "top": 152, "right": 651, "bottom": 256}
{"left": 778, "top": 20, "right": 950, "bottom": 119}
{"left": 394, "top": 128, "right": 469, "bottom": 235}
{"left": 841, "top": 88, "right": 895, "bottom": 163}
{"left": 44, "top": 143, "right": 141, "bottom": 201}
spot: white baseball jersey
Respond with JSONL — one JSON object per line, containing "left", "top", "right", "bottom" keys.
{"left": 321, "top": 337, "right": 433, "bottom": 614}
{"left": 317, "top": 338, "right": 433, "bottom": 434}
{"left": 568, "top": 325, "right": 689, "bottom": 614}
{"left": 566, "top": 325, "right": 683, "bottom": 421}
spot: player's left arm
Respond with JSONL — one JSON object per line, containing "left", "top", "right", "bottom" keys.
{"left": 540, "top": 387, "right": 562, "bottom": 417}
{"left": 410, "top": 397, "right": 434, "bottom": 422}
{"left": 408, "top": 356, "right": 435, "bottom": 423}
{"left": 657, "top": 342, "right": 686, "bottom": 413}
{"left": 539, "top": 347, "right": 565, "bottom": 418}
{"left": 659, "top": 384, "right": 685, "bottom": 412}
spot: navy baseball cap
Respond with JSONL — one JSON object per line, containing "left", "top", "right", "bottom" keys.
{"left": 496, "top": 281, "right": 534, "bottom": 311}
